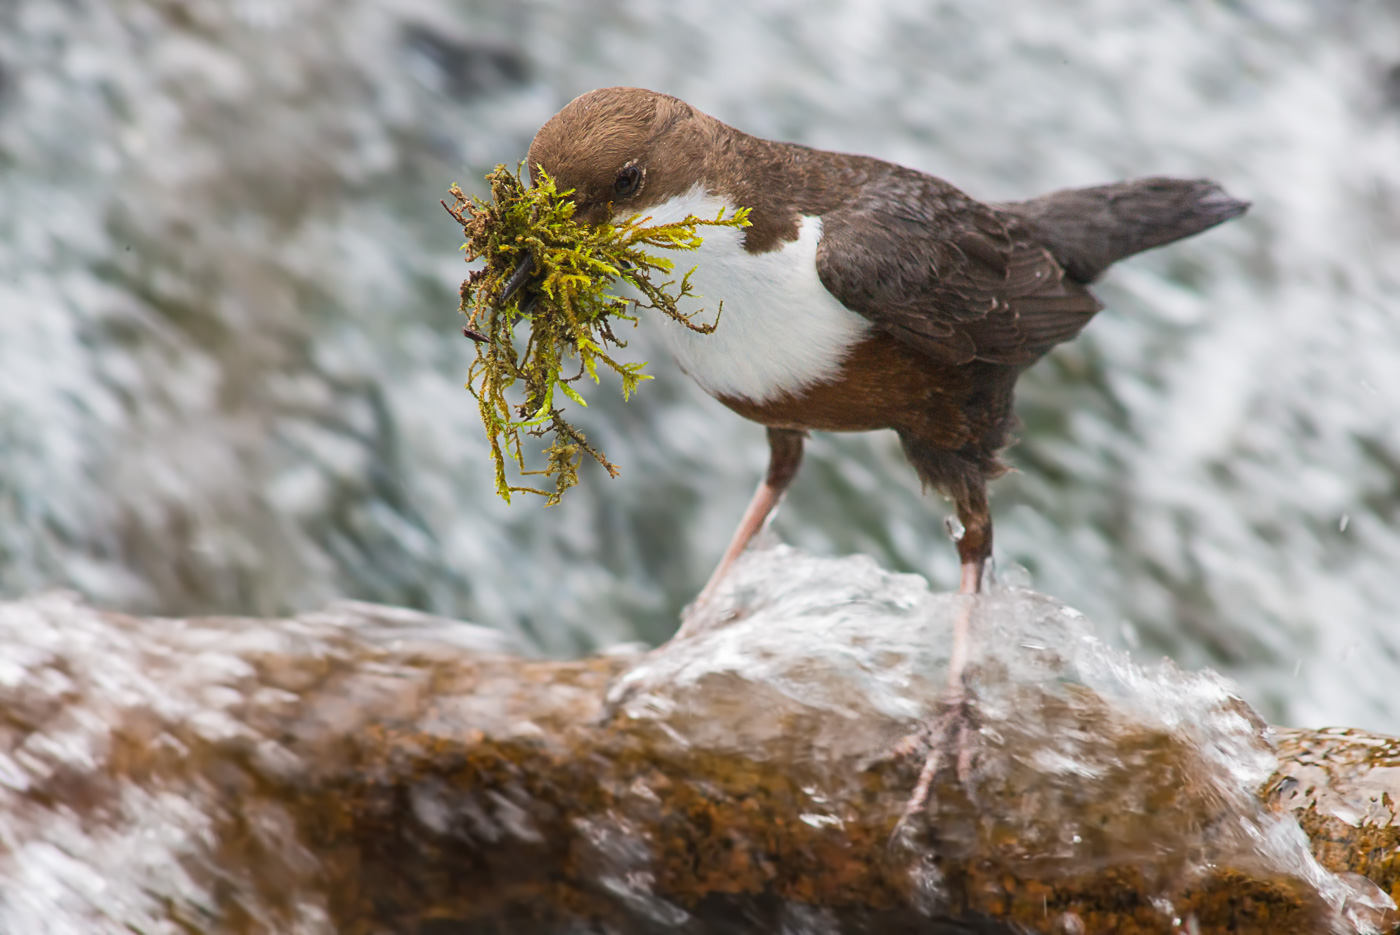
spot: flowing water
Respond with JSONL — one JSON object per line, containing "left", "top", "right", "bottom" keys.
{"left": 1, "top": 0, "right": 1398, "bottom": 747}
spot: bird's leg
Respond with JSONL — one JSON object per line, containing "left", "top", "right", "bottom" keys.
{"left": 897, "top": 484, "right": 992, "bottom": 830}
{"left": 949, "top": 483, "right": 992, "bottom": 680}
{"left": 694, "top": 428, "right": 805, "bottom": 606}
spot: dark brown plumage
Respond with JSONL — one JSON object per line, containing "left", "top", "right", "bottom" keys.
{"left": 524, "top": 87, "right": 1249, "bottom": 601}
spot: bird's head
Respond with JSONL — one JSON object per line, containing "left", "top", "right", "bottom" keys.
{"left": 526, "top": 87, "right": 710, "bottom": 227}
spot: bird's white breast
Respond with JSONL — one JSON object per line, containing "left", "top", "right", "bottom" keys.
{"left": 617, "top": 186, "right": 871, "bottom": 404}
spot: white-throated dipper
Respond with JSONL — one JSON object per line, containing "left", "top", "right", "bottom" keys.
{"left": 520, "top": 87, "right": 1248, "bottom": 626}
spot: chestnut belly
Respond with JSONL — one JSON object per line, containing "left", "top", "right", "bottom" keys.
{"left": 717, "top": 333, "right": 990, "bottom": 450}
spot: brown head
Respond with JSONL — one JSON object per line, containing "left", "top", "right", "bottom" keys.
{"left": 526, "top": 87, "right": 717, "bottom": 226}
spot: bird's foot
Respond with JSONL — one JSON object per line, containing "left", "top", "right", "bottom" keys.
{"left": 888, "top": 686, "right": 979, "bottom": 844}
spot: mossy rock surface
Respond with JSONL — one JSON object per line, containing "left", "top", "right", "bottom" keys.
{"left": 2, "top": 554, "right": 1397, "bottom": 934}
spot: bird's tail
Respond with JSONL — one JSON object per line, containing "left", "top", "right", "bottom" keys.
{"left": 1000, "top": 178, "right": 1249, "bottom": 284}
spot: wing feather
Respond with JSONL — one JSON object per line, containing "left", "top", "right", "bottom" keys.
{"left": 815, "top": 170, "right": 1102, "bottom": 367}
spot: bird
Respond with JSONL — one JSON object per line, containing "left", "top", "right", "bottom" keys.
{"left": 517, "top": 87, "right": 1247, "bottom": 662}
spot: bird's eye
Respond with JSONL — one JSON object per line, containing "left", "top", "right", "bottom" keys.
{"left": 614, "top": 165, "right": 642, "bottom": 197}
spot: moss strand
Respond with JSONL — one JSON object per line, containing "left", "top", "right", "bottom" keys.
{"left": 446, "top": 164, "right": 751, "bottom": 505}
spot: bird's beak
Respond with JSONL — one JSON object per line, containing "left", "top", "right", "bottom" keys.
{"left": 496, "top": 254, "right": 537, "bottom": 311}
{"left": 572, "top": 201, "right": 610, "bottom": 227}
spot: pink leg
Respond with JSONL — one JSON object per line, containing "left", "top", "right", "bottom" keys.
{"left": 897, "top": 485, "right": 992, "bottom": 830}
{"left": 948, "top": 486, "right": 991, "bottom": 688}
{"left": 695, "top": 428, "right": 804, "bottom": 605}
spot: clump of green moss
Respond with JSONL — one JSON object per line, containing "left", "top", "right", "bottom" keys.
{"left": 446, "top": 165, "right": 750, "bottom": 505}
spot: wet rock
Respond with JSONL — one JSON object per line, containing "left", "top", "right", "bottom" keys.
{"left": 0, "top": 548, "right": 1394, "bottom": 934}
{"left": 1266, "top": 728, "right": 1400, "bottom": 928}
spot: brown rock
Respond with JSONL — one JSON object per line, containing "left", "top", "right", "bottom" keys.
{"left": 0, "top": 549, "right": 1393, "bottom": 934}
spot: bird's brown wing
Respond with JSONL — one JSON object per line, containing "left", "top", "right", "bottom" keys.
{"left": 814, "top": 171, "right": 1102, "bottom": 367}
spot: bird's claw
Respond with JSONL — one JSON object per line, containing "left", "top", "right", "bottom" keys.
{"left": 887, "top": 689, "right": 979, "bottom": 846}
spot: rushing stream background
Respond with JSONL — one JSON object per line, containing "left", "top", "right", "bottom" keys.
{"left": 1, "top": 0, "right": 1398, "bottom": 733}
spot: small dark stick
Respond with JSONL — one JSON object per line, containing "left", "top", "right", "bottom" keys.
{"left": 463, "top": 254, "right": 537, "bottom": 343}
{"left": 497, "top": 254, "right": 537, "bottom": 309}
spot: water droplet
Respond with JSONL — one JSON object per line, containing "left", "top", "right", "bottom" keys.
{"left": 1056, "top": 911, "right": 1086, "bottom": 935}
{"left": 997, "top": 561, "right": 1032, "bottom": 590}
{"left": 944, "top": 515, "right": 965, "bottom": 542}
{"left": 798, "top": 812, "right": 843, "bottom": 829}
{"left": 1339, "top": 513, "right": 1350, "bottom": 532}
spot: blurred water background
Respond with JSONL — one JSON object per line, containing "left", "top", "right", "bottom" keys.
{"left": 0, "top": 0, "right": 1397, "bottom": 732}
